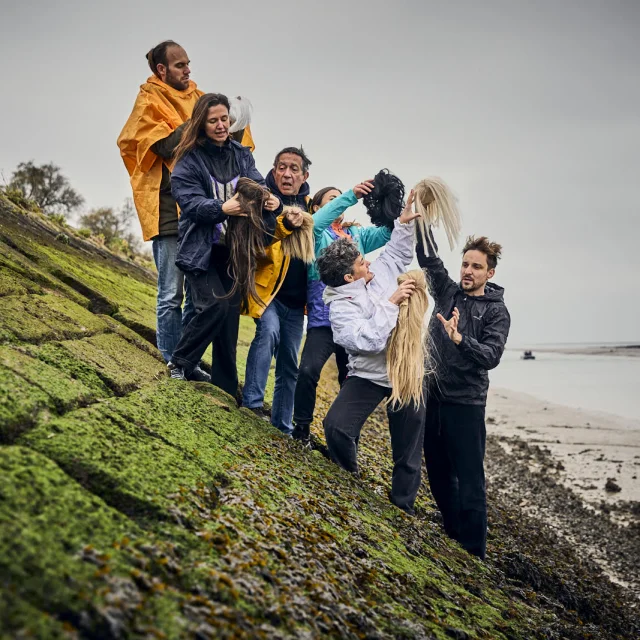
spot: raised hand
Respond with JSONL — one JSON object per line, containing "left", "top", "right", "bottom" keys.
{"left": 353, "top": 179, "right": 374, "bottom": 199}
{"left": 398, "top": 189, "right": 421, "bottom": 224}
{"left": 222, "top": 194, "right": 248, "bottom": 217}
{"left": 264, "top": 192, "right": 281, "bottom": 211}
{"left": 285, "top": 207, "right": 304, "bottom": 228}
{"left": 437, "top": 307, "right": 462, "bottom": 344}
{"left": 389, "top": 278, "right": 416, "bottom": 305}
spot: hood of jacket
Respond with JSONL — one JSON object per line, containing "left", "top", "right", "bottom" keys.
{"left": 322, "top": 278, "right": 367, "bottom": 306}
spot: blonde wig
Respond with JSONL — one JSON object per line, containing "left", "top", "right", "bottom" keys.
{"left": 386, "top": 269, "right": 429, "bottom": 408}
{"left": 414, "top": 178, "right": 462, "bottom": 252}
{"left": 280, "top": 207, "right": 315, "bottom": 264}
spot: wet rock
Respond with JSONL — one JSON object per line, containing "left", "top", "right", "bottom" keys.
{"left": 605, "top": 478, "right": 622, "bottom": 493}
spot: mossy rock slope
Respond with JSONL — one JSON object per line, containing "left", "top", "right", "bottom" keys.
{"left": 0, "top": 195, "right": 637, "bottom": 639}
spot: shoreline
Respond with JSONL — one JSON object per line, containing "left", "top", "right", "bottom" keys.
{"left": 510, "top": 344, "right": 640, "bottom": 358}
{"left": 486, "top": 386, "right": 640, "bottom": 596}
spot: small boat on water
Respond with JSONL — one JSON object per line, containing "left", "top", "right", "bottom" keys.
{"left": 521, "top": 350, "right": 536, "bottom": 360}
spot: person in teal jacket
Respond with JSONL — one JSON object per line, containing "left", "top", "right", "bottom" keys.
{"left": 292, "top": 180, "right": 392, "bottom": 445}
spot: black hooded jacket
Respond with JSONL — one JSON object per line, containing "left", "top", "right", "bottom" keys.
{"left": 265, "top": 170, "right": 311, "bottom": 309}
{"left": 417, "top": 232, "right": 511, "bottom": 406}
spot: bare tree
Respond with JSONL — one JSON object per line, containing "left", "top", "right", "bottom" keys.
{"left": 9, "top": 161, "right": 84, "bottom": 216}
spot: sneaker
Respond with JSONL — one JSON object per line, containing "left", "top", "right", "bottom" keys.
{"left": 247, "top": 407, "right": 270, "bottom": 422}
{"left": 167, "top": 362, "right": 186, "bottom": 380}
{"left": 187, "top": 366, "right": 211, "bottom": 383}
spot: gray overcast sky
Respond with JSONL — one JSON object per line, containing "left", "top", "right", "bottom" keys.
{"left": 1, "top": 0, "right": 639, "bottom": 345}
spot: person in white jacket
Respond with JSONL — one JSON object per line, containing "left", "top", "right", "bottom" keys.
{"left": 317, "top": 191, "right": 425, "bottom": 514}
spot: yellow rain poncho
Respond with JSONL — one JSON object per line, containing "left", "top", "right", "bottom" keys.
{"left": 117, "top": 76, "right": 254, "bottom": 240}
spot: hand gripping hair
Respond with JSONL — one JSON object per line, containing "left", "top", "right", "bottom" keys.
{"left": 363, "top": 169, "right": 406, "bottom": 230}
{"left": 413, "top": 177, "right": 462, "bottom": 251}
{"left": 386, "top": 269, "right": 430, "bottom": 408}
{"left": 280, "top": 207, "right": 315, "bottom": 264}
{"left": 224, "top": 177, "right": 269, "bottom": 312}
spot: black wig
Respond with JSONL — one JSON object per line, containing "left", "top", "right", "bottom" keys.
{"left": 363, "top": 169, "right": 405, "bottom": 230}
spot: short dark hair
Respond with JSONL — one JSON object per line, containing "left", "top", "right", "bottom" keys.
{"left": 317, "top": 238, "right": 361, "bottom": 287}
{"left": 146, "top": 40, "right": 180, "bottom": 77}
{"left": 462, "top": 235, "right": 503, "bottom": 270}
{"left": 273, "top": 146, "right": 312, "bottom": 173}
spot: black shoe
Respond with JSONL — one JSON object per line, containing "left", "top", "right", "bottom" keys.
{"left": 247, "top": 407, "right": 270, "bottom": 422}
{"left": 167, "top": 362, "right": 186, "bottom": 380}
{"left": 186, "top": 366, "right": 211, "bottom": 383}
{"left": 292, "top": 423, "right": 311, "bottom": 447}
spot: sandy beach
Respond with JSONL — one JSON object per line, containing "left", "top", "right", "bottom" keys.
{"left": 485, "top": 387, "right": 640, "bottom": 595}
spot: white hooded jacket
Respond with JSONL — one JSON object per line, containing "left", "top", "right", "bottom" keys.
{"left": 322, "top": 219, "right": 415, "bottom": 387}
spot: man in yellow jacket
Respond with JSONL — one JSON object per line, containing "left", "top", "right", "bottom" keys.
{"left": 241, "top": 147, "right": 313, "bottom": 434}
{"left": 117, "top": 41, "right": 252, "bottom": 381}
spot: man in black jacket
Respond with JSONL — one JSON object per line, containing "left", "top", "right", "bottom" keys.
{"left": 417, "top": 231, "right": 510, "bottom": 559}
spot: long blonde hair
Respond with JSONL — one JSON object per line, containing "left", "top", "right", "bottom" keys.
{"left": 386, "top": 269, "right": 429, "bottom": 408}
{"left": 414, "top": 178, "right": 462, "bottom": 252}
{"left": 280, "top": 207, "right": 315, "bottom": 264}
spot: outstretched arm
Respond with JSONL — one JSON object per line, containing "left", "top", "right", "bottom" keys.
{"left": 417, "top": 227, "right": 458, "bottom": 303}
{"left": 312, "top": 180, "right": 374, "bottom": 239}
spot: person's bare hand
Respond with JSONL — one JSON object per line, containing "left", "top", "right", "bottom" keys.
{"left": 389, "top": 279, "right": 416, "bottom": 305}
{"left": 398, "top": 189, "right": 421, "bottom": 224}
{"left": 285, "top": 208, "right": 304, "bottom": 228}
{"left": 222, "top": 194, "right": 247, "bottom": 216}
{"left": 353, "top": 179, "right": 374, "bottom": 199}
{"left": 437, "top": 307, "right": 462, "bottom": 344}
{"left": 264, "top": 193, "right": 280, "bottom": 211}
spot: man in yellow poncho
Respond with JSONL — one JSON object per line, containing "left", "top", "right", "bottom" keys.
{"left": 117, "top": 40, "right": 252, "bottom": 380}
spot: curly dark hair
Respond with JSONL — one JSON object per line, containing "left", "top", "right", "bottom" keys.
{"left": 316, "top": 238, "right": 361, "bottom": 288}
{"left": 462, "top": 236, "right": 503, "bottom": 270}
{"left": 363, "top": 169, "right": 405, "bottom": 230}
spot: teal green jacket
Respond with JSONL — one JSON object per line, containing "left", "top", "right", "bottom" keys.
{"left": 307, "top": 189, "right": 391, "bottom": 328}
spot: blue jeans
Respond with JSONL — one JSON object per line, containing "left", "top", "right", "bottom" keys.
{"left": 242, "top": 299, "right": 304, "bottom": 434}
{"left": 151, "top": 235, "right": 195, "bottom": 363}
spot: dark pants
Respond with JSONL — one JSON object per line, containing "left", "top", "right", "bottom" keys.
{"left": 293, "top": 327, "right": 349, "bottom": 434}
{"left": 424, "top": 401, "right": 487, "bottom": 559}
{"left": 323, "top": 376, "right": 425, "bottom": 513}
{"left": 170, "top": 259, "right": 240, "bottom": 397}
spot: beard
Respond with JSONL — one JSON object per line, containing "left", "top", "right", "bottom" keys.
{"left": 165, "top": 71, "right": 188, "bottom": 91}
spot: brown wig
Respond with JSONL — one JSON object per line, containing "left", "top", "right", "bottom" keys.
{"left": 386, "top": 269, "right": 430, "bottom": 408}
{"left": 173, "top": 93, "right": 231, "bottom": 163}
{"left": 223, "top": 177, "right": 270, "bottom": 312}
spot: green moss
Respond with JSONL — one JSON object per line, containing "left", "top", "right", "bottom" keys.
{"left": 0, "top": 294, "right": 108, "bottom": 344}
{"left": 0, "top": 446, "right": 191, "bottom": 638}
{"left": 58, "top": 333, "right": 166, "bottom": 395}
{"left": 0, "top": 345, "right": 102, "bottom": 441}
{"left": 25, "top": 341, "right": 113, "bottom": 398}
{"left": 0, "top": 241, "right": 88, "bottom": 307}
{"left": 0, "top": 265, "right": 41, "bottom": 296}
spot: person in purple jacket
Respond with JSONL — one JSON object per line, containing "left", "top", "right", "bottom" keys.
{"left": 291, "top": 180, "right": 392, "bottom": 446}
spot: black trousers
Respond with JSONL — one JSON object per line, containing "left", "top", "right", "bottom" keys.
{"left": 424, "top": 400, "right": 487, "bottom": 559}
{"left": 293, "top": 327, "right": 349, "bottom": 433}
{"left": 323, "top": 376, "right": 425, "bottom": 513}
{"left": 170, "top": 259, "right": 240, "bottom": 397}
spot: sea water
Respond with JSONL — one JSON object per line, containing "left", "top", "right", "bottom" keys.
{"left": 489, "top": 349, "right": 640, "bottom": 424}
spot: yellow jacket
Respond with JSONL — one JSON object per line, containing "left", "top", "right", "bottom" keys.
{"left": 246, "top": 215, "right": 295, "bottom": 319}
{"left": 117, "top": 76, "right": 254, "bottom": 241}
